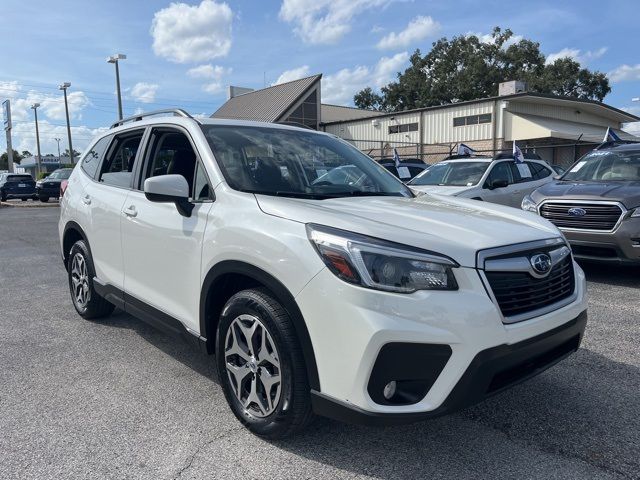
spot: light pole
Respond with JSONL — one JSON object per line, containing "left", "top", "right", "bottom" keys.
{"left": 31, "top": 103, "right": 42, "bottom": 176}
{"left": 107, "top": 53, "right": 126, "bottom": 120}
{"left": 59, "top": 82, "right": 74, "bottom": 164}
{"left": 54, "top": 137, "right": 61, "bottom": 161}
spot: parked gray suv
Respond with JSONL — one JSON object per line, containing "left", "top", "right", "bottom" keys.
{"left": 522, "top": 143, "right": 640, "bottom": 264}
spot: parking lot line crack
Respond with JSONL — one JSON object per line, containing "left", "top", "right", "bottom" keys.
{"left": 172, "top": 427, "right": 244, "bottom": 479}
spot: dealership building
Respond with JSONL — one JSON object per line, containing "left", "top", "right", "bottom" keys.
{"left": 212, "top": 75, "right": 639, "bottom": 167}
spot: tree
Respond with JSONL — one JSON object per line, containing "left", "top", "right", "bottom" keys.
{"left": 21, "top": 150, "right": 32, "bottom": 158}
{"left": 0, "top": 150, "right": 23, "bottom": 170}
{"left": 355, "top": 27, "right": 611, "bottom": 111}
{"left": 63, "top": 148, "right": 81, "bottom": 159}
{"left": 354, "top": 87, "right": 384, "bottom": 111}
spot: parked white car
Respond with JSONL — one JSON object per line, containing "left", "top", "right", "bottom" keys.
{"left": 59, "top": 110, "right": 587, "bottom": 438}
{"left": 408, "top": 155, "right": 558, "bottom": 207}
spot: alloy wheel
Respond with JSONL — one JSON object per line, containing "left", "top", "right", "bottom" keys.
{"left": 70, "top": 252, "right": 90, "bottom": 309}
{"left": 224, "top": 314, "right": 282, "bottom": 418}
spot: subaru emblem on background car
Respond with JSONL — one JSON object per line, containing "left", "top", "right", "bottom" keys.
{"left": 530, "top": 253, "right": 553, "bottom": 276}
{"left": 568, "top": 207, "right": 587, "bottom": 217}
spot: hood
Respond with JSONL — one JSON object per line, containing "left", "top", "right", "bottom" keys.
{"left": 531, "top": 181, "right": 640, "bottom": 209}
{"left": 409, "top": 185, "right": 476, "bottom": 196}
{"left": 256, "top": 193, "right": 561, "bottom": 267}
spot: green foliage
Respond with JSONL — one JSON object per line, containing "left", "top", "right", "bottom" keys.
{"left": 355, "top": 27, "right": 611, "bottom": 111}
{"left": 37, "top": 172, "right": 50, "bottom": 180}
{"left": 0, "top": 149, "right": 23, "bottom": 170}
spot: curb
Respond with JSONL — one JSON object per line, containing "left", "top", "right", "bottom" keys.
{"left": 0, "top": 201, "right": 59, "bottom": 208}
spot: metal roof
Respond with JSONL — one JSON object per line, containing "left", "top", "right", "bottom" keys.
{"left": 211, "top": 74, "right": 321, "bottom": 122}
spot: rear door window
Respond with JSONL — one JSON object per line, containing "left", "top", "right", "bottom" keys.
{"left": 98, "top": 130, "right": 145, "bottom": 188}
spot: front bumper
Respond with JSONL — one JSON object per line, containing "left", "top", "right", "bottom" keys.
{"left": 563, "top": 218, "right": 640, "bottom": 264}
{"left": 297, "top": 263, "right": 588, "bottom": 421}
{"left": 37, "top": 186, "right": 60, "bottom": 197}
{"left": 312, "top": 311, "right": 586, "bottom": 425}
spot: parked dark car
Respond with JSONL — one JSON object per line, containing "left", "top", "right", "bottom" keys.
{"left": 523, "top": 143, "right": 640, "bottom": 264}
{"left": 0, "top": 173, "right": 37, "bottom": 202}
{"left": 379, "top": 158, "right": 429, "bottom": 181}
{"left": 36, "top": 168, "right": 73, "bottom": 202}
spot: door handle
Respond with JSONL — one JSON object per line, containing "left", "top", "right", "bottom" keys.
{"left": 123, "top": 205, "right": 137, "bottom": 217}
{"left": 82, "top": 194, "right": 91, "bottom": 205}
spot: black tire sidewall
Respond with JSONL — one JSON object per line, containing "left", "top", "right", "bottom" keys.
{"left": 216, "top": 290, "right": 302, "bottom": 437}
{"left": 67, "top": 240, "right": 113, "bottom": 319}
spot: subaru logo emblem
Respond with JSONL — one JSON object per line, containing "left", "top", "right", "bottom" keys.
{"left": 530, "top": 253, "right": 552, "bottom": 277}
{"left": 568, "top": 207, "right": 587, "bottom": 217}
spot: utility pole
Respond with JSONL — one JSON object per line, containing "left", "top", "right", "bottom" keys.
{"left": 107, "top": 54, "right": 126, "bottom": 120}
{"left": 2, "top": 100, "right": 14, "bottom": 173}
{"left": 31, "top": 103, "right": 42, "bottom": 177}
{"left": 59, "top": 83, "right": 74, "bottom": 164}
{"left": 54, "top": 137, "right": 61, "bottom": 161}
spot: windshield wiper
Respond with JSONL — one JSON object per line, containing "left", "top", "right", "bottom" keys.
{"left": 245, "top": 189, "right": 332, "bottom": 199}
{"left": 323, "top": 190, "right": 408, "bottom": 198}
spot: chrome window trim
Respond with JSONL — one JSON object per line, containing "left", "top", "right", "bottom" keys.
{"left": 537, "top": 199, "right": 627, "bottom": 234}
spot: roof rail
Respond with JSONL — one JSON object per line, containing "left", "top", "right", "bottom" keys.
{"left": 110, "top": 109, "right": 197, "bottom": 129}
{"left": 594, "top": 139, "right": 639, "bottom": 150}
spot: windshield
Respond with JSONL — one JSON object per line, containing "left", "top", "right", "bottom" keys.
{"left": 408, "top": 161, "right": 490, "bottom": 186}
{"left": 562, "top": 149, "right": 640, "bottom": 182}
{"left": 47, "top": 170, "right": 72, "bottom": 180}
{"left": 201, "top": 125, "right": 413, "bottom": 199}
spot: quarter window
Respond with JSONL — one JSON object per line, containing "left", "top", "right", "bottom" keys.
{"left": 527, "top": 162, "right": 552, "bottom": 180}
{"left": 81, "top": 135, "right": 110, "bottom": 179}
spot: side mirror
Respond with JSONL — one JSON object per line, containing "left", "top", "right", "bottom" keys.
{"left": 144, "top": 174, "right": 194, "bottom": 217}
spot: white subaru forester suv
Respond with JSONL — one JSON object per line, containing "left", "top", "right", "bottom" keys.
{"left": 59, "top": 110, "right": 588, "bottom": 438}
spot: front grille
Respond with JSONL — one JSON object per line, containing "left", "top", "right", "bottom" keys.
{"left": 485, "top": 254, "right": 575, "bottom": 318}
{"left": 539, "top": 202, "right": 623, "bottom": 231}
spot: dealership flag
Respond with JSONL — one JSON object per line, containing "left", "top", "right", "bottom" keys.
{"left": 393, "top": 148, "right": 401, "bottom": 168}
{"left": 457, "top": 143, "right": 476, "bottom": 156}
{"left": 603, "top": 127, "right": 621, "bottom": 142}
{"left": 513, "top": 143, "right": 525, "bottom": 163}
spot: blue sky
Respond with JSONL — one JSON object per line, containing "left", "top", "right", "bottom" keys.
{"left": 1, "top": 0, "right": 639, "bottom": 156}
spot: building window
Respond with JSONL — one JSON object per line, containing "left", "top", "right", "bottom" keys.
{"left": 284, "top": 90, "right": 318, "bottom": 129}
{"left": 388, "top": 122, "right": 418, "bottom": 134}
{"left": 453, "top": 113, "right": 492, "bottom": 127}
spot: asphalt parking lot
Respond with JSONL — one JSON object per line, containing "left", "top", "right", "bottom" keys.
{"left": 1, "top": 206, "right": 639, "bottom": 480}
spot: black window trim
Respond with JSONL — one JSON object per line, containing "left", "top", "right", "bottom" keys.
{"left": 136, "top": 123, "right": 214, "bottom": 203}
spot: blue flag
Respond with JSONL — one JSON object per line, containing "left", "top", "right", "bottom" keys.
{"left": 393, "top": 148, "right": 401, "bottom": 169}
{"left": 603, "top": 127, "right": 621, "bottom": 142}
{"left": 513, "top": 143, "right": 525, "bottom": 163}
{"left": 457, "top": 143, "right": 476, "bottom": 156}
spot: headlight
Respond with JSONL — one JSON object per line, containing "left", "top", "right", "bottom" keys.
{"left": 631, "top": 208, "right": 640, "bottom": 218}
{"left": 36, "top": 181, "right": 42, "bottom": 187}
{"left": 521, "top": 194, "right": 538, "bottom": 212}
{"left": 307, "top": 224, "right": 458, "bottom": 293}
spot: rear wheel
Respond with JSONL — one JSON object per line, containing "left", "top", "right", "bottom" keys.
{"left": 217, "top": 288, "right": 313, "bottom": 438}
{"left": 39, "top": 196, "right": 49, "bottom": 202}
{"left": 21, "top": 198, "right": 27, "bottom": 202}
{"left": 0, "top": 192, "right": 5, "bottom": 202}
{"left": 68, "top": 240, "right": 115, "bottom": 319}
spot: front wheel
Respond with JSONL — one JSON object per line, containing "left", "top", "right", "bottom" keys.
{"left": 68, "top": 240, "right": 115, "bottom": 319}
{"left": 216, "top": 288, "right": 313, "bottom": 438}
{"left": 39, "top": 196, "right": 49, "bottom": 202}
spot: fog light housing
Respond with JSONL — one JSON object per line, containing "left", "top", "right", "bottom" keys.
{"left": 383, "top": 381, "right": 397, "bottom": 400}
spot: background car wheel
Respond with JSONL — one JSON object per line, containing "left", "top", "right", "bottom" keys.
{"left": 39, "top": 196, "right": 49, "bottom": 202}
{"left": 21, "top": 198, "right": 27, "bottom": 202}
{"left": 217, "top": 288, "right": 313, "bottom": 439}
{"left": 0, "top": 193, "right": 6, "bottom": 202}
{"left": 68, "top": 240, "right": 115, "bottom": 319}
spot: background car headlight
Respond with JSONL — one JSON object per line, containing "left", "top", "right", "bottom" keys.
{"left": 521, "top": 194, "right": 538, "bottom": 212}
{"left": 307, "top": 224, "right": 458, "bottom": 293}
{"left": 631, "top": 208, "right": 640, "bottom": 218}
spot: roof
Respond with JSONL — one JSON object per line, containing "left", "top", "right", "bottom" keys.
{"left": 507, "top": 113, "right": 640, "bottom": 143}
{"left": 320, "top": 92, "right": 640, "bottom": 126}
{"left": 211, "top": 74, "right": 321, "bottom": 122}
{"left": 320, "top": 103, "right": 383, "bottom": 123}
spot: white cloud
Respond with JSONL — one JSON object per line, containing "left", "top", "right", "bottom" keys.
{"left": 608, "top": 64, "right": 640, "bottom": 83}
{"left": 130, "top": 82, "right": 159, "bottom": 103}
{"left": 279, "top": 0, "right": 389, "bottom": 44}
{"left": 623, "top": 122, "right": 640, "bottom": 137}
{"left": 377, "top": 16, "right": 440, "bottom": 50}
{"left": 545, "top": 47, "right": 607, "bottom": 65}
{"left": 186, "top": 64, "right": 231, "bottom": 94}
{"left": 151, "top": 0, "right": 233, "bottom": 63}
{"left": 322, "top": 52, "right": 409, "bottom": 105}
{"left": 274, "top": 65, "right": 311, "bottom": 85}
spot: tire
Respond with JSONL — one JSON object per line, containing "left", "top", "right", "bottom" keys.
{"left": 39, "top": 196, "right": 49, "bottom": 203}
{"left": 216, "top": 288, "right": 313, "bottom": 439}
{"left": 67, "top": 240, "right": 115, "bottom": 319}
{"left": 0, "top": 192, "right": 5, "bottom": 202}
{"left": 21, "top": 198, "right": 27, "bottom": 202}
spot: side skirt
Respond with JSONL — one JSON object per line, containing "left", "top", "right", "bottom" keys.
{"left": 92, "top": 278, "right": 209, "bottom": 354}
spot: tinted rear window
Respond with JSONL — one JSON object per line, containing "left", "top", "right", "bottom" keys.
{"left": 6, "top": 175, "right": 33, "bottom": 182}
